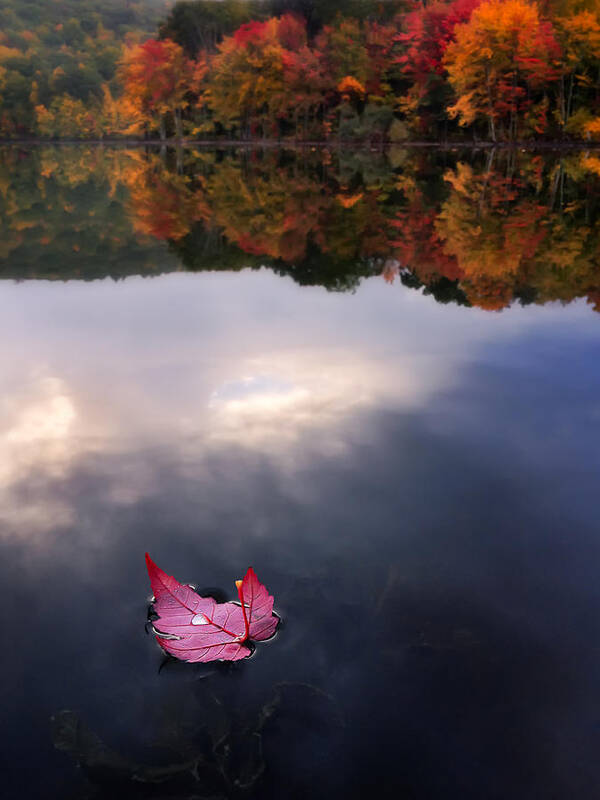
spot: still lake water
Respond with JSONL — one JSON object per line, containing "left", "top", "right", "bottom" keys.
{"left": 1, "top": 145, "right": 600, "bottom": 799}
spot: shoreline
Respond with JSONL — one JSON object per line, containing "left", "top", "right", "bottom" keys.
{"left": 1, "top": 138, "right": 600, "bottom": 151}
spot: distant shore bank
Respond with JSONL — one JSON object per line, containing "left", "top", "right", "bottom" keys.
{"left": 1, "top": 139, "right": 600, "bottom": 151}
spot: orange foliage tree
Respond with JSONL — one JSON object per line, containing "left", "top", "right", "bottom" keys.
{"left": 119, "top": 38, "right": 204, "bottom": 140}
{"left": 444, "top": 0, "right": 561, "bottom": 140}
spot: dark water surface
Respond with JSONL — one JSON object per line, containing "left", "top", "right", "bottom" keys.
{"left": 1, "top": 146, "right": 600, "bottom": 799}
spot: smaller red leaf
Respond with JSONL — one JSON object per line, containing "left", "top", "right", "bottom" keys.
{"left": 239, "top": 567, "right": 279, "bottom": 641}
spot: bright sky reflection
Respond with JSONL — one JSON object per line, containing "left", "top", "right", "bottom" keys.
{"left": 0, "top": 269, "right": 596, "bottom": 534}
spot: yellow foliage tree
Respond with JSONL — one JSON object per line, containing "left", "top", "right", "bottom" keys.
{"left": 554, "top": 11, "right": 600, "bottom": 131}
{"left": 445, "top": 0, "right": 561, "bottom": 140}
{"left": 35, "top": 95, "right": 100, "bottom": 138}
{"left": 585, "top": 117, "right": 600, "bottom": 138}
{"left": 100, "top": 84, "right": 145, "bottom": 138}
{"left": 206, "top": 19, "right": 286, "bottom": 137}
{"left": 337, "top": 76, "right": 366, "bottom": 100}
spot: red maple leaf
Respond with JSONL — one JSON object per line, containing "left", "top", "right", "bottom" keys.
{"left": 145, "top": 554, "right": 279, "bottom": 663}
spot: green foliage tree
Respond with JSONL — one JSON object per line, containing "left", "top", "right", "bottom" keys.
{"left": 0, "top": 0, "right": 173, "bottom": 138}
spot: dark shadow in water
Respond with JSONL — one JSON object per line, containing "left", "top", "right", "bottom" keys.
{"left": 1, "top": 343, "right": 599, "bottom": 798}
{"left": 51, "top": 681, "right": 343, "bottom": 799}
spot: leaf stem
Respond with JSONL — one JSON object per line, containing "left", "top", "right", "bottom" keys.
{"left": 236, "top": 579, "right": 250, "bottom": 641}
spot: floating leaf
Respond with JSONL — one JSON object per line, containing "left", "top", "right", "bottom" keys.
{"left": 145, "top": 554, "right": 279, "bottom": 663}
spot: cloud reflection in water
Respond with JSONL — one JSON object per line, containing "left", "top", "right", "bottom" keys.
{"left": 0, "top": 375, "right": 77, "bottom": 532}
{"left": 0, "top": 270, "right": 596, "bottom": 538}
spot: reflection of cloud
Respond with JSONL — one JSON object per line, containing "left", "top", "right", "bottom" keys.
{"left": 0, "top": 375, "right": 77, "bottom": 533}
{"left": 204, "top": 353, "right": 396, "bottom": 452}
{"left": 6, "top": 381, "right": 75, "bottom": 444}
{"left": 0, "top": 376, "right": 76, "bottom": 483}
{"left": 0, "top": 373, "right": 161, "bottom": 536}
{"left": 0, "top": 500, "right": 74, "bottom": 535}
{"left": 1, "top": 273, "right": 596, "bottom": 540}
{"left": 210, "top": 376, "right": 315, "bottom": 439}
{"left": 0, "top": 350, "right": 415, "bottom": 537}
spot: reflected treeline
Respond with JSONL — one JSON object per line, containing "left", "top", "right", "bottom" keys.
{"left": 0, "top": 147, "right": 179, "bottom": 280}
{"left": 1, "top": 145, "right": 600, "bottom": 311}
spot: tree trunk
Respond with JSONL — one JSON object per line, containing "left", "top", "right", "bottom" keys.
{"left": 566, "top": 72, "right": 575, "bottom": 122}
{"left": 174, "top": 108, "right": 183, "bottom": 140}
{"left": 159, "top": 115, "right": 166, "bottom": 141}
{"left": 486, "top": 67, "right": 496, "bottom": 142}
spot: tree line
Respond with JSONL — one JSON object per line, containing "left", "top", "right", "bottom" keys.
{"left": 8, "top": 0, "right": 600, "bottom": 142}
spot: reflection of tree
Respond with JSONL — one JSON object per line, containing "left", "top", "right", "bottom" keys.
{"left": 316, "top": 191, "right": 392, "bottom": 263}
{"left": 432, "top": 154, "right": 600, "bottom": 310}
{"left": 202, "top": 158, "right": 325, "bottom": 262}
{"left": 126, "top": 157, "right": 208, "bottom": 242}
{"left": 391, "top": 177, "right": 462, "bottom": 286}
{"left": 526, "top": 156, "right": 600, "bottom": 308}
{"left": 1, "top": 146, "right": 599, "bottom": 311}
{"left": 163, "top": 151, "right": 398, "bottom": 291}
{"left": 435, "top": 161, "right": 549, "bottom": 309}
{"left": 0, "top": 147, "right": 178, "bottom": 280}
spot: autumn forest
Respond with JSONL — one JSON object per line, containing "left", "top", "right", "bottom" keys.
{"left": 2, "top": 0, "right": 600, "bottom": 142}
